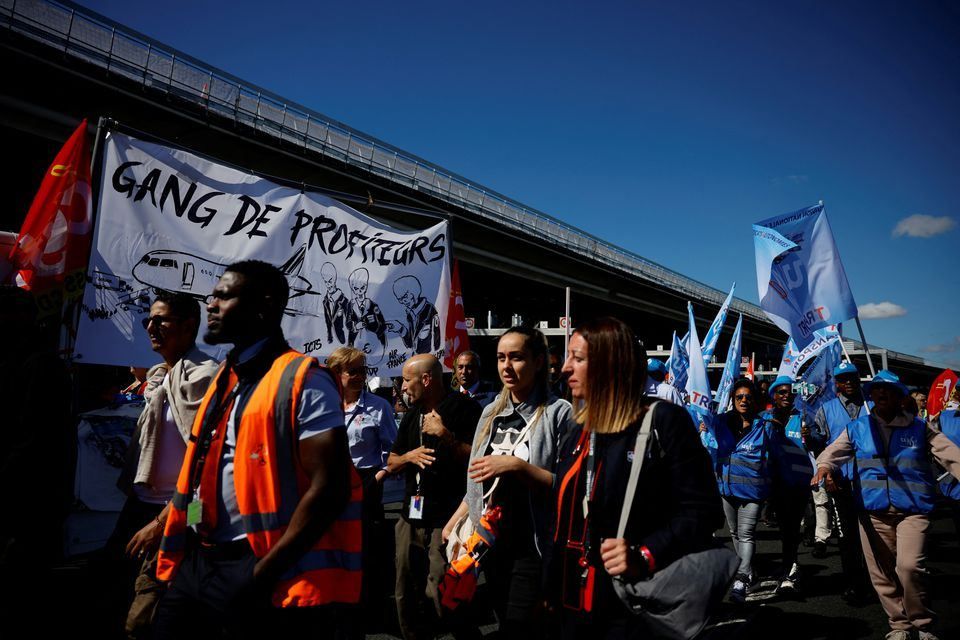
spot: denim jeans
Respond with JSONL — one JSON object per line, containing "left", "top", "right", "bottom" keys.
{"left": 722, "top": 496, "right": 762, "bottom": 578}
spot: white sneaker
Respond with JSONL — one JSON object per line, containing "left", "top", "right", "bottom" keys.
{"left": 918, "top": 631, "right": 940, "bottom": 640}
{"left": 884, "top": 631, "right": 912, "bottom": 640}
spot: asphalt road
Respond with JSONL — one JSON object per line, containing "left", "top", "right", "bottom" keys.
{"left": 364, "top": 501, "right": 959, "bottom": 640}
{"left": 23, "top": 486, "right": 958, "bottom": 639}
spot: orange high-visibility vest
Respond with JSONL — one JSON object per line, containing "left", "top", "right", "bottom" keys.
{"left": 157, "top": 350, "right": 363, "bottom": 607}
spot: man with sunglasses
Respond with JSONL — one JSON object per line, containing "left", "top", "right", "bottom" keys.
{"left": 107, "top": 291, "right": 218, "bottom": 636}
{"left": 764, "top": 376, "right": 814, "bottom": 596}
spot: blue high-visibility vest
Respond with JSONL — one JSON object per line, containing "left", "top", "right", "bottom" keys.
{"left": 848, "top": 415, "right": 935, "bottom": 514}
{"left": 823, "top": 397, "right": 870, "bottom": 479}
{"left": 765, "top": 411, "right": 814, "bottom": 488}
{"left": 938, "top": 410, "right": 960, "bottom": 501}
{"left": 715, "top": 413, "right": 772, "bottom": 501}
{"left": 823, "top": 398, "right": 869, "bottom": 444}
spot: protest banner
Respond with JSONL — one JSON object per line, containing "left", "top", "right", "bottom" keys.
{"left": 75, "top": 132, "right": 450, "bottom": 376}
{"left": 753, "top": 204, "right": 857, "bottom": 349}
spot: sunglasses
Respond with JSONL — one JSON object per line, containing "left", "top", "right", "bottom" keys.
{"left": 141, "top": 315, "right": 181, "bottom": 329}
{"left": 734, "top": 393, "right": 753, "bottom": 401}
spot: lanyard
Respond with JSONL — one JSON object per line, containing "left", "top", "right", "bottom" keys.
{"left": 188, "top": 381, "right": 240, "bottom": 498}
{"left": 582, "top": 431, "right": 597, "bottom": 519}
{"left": 415, "top": 412, "right": 424, "bottom": 491}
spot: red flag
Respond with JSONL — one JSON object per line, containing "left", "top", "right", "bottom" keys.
{"left": 928, "top": 369, "right": 958, "bottom": 418}
{"left": 443, "top": 258, "right": 471, "bottom": 369}
{"left": 746, "top": 354, "right": 755, "bottom": 381}
{"left": 9, "top": 120, "right": 92, "bottom": 315}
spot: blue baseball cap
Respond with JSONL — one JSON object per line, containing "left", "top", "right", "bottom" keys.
{"left": 833, "top": 362, "right": 859, "bottom": 378}
{"left": 769, "top": 375, "right": 795, "bottom": 398}
{"left": 863, "top": 370, "right": 909, "bottom": 397}
{"left": 647, "top": 358, "right": 667, "bottom": 375}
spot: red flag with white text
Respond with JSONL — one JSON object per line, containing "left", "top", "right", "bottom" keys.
{"left": 928, "top": 369, "right": 958, "bottom": 418}
{"left": 8, "top": 119, "right": 92, "bottom": 316}
{"left": 443, "top": 258, "right": 471, "bottom": 369}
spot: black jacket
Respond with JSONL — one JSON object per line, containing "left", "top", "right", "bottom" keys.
{"left": 547, "top": 399, "right": 722, "bottom": 612}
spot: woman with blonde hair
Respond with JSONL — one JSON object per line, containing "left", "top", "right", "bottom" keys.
{"left": 548, "top": 317, "right": 722, "bottom": 639}
{"left": 326, "top": 346, "right": 396, "bottom": 638}
{"left": 443, "top": 326, "right": 572, "bottom": 639}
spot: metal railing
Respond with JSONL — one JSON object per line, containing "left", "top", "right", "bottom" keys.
{"left": 1, "top": 0, "right": 769, "bottom": 321}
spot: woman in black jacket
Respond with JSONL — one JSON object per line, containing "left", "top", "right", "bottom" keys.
{"left": 548, "top": 317, "right": 722, "bottom": 639}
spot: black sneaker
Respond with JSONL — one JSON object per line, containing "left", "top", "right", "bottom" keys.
{"left": 730, "top": 573, "right": 749, "bottom": 604}
{"left": 776, "top": 563, "right": 800, "bottom": 596}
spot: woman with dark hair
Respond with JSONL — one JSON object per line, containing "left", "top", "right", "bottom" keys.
{"left": 712, "top": 378, "right": 772, "bottom": 603}
{"left": 549, "top": 317, "right": 722, "bottom": 639}
{"left": 443, "top": 326, "right": 572, "bottom": 638}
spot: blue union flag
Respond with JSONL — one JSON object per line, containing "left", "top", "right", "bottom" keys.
{"left": 753, "top": 204, "right": 857, "bottom": 349}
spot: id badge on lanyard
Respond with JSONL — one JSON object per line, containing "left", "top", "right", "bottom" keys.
{"left": 409, "top": 413, "right": 426, "bottom": 520}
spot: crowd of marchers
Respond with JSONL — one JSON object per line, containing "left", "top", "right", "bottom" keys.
{"left": 1, "top": 268, "right": 959, "bottom": 640}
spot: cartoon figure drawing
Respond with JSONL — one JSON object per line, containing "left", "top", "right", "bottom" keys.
{"left": 320, "top": 262, "right": 349, "bottom": 345}
{"left": 386, "top": 275, "right": 440, "bottom": 355}
{"left": 347, "top": 267, "right": 387, "bottom": 364}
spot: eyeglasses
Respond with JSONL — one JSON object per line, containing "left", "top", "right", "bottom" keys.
{"left": 141, "top": 315, "right": 181, "bottom": 329}
{"left": 734, "top": 393, "right": 753, "bottom": 401}
{"left": 204, "top": 292, "right": 238, "bottom": 305}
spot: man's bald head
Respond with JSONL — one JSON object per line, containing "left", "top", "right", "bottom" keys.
{"left": 401, "top": 354, "right": 444, "bottom": 408}
{"left": 406, "top": 353, "right": 442, "bottom": 378}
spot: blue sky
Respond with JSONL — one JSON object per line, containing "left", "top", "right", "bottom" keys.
{"left": 81, "top": 0, "right": 960, "bottom": 368}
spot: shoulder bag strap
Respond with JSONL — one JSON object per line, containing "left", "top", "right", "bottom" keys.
{"left": 616, "top": 401, "right": 659, "bottom": 539}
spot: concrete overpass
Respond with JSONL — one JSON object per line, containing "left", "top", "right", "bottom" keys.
{"left": 0, "top": 0, "right": 945, "bottom": 386}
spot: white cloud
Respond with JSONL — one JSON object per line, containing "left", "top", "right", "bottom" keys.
{"left": 892, "top": 214, "right": 956, "bottom": 238}
{"left": 858, "top": 302, "right": 907, "bottom": 319}
{"left": 920, "top": 336, "right": 960, "bottom": 354}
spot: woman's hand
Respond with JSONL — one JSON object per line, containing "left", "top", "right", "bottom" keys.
{"left": 599, "top": 538, "right": 646, "bottom": 579}
{"left": 468, "top": 455, "right": 522, "bottom": 482}
{"left": 125, "top": 518, "right": 163, "bottom": 559}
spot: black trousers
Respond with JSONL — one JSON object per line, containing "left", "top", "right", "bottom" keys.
{"left": 154, "top": 537, "right": 346, "bottom": 640}
{"left": 771, "top": 484, "right": 809, "bottom": 571}
{"left": 484, "top": 546, "right": 543, "bottom": 640}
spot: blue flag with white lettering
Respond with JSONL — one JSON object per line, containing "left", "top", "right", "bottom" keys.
{"left": 685, "top": 303, "right": 712, "bottom": 416}
{"left": 715, "top": 314, "right": 743, "bottom": 412}
{"left": 753, "top": 204, "right": 857, "bottom": 349}
{"left": 794, "top": 340, "right": 843, "bottom": 423}
{"left": 701, "top": 283, "right": 735, "bottom": 365}
{"left": 667, "top": 330, "right": 689, "bottom": 392}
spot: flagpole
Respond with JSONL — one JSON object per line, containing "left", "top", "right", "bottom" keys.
{"left": 564, "top": 286, "right": 571, "bottom": 355}
{"left": 853, "top": 316, "right": 877, "bottom": 377}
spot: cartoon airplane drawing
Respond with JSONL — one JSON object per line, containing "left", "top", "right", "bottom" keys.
{"left": 131, "top": 244, "right": 318, "bottom": 316}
